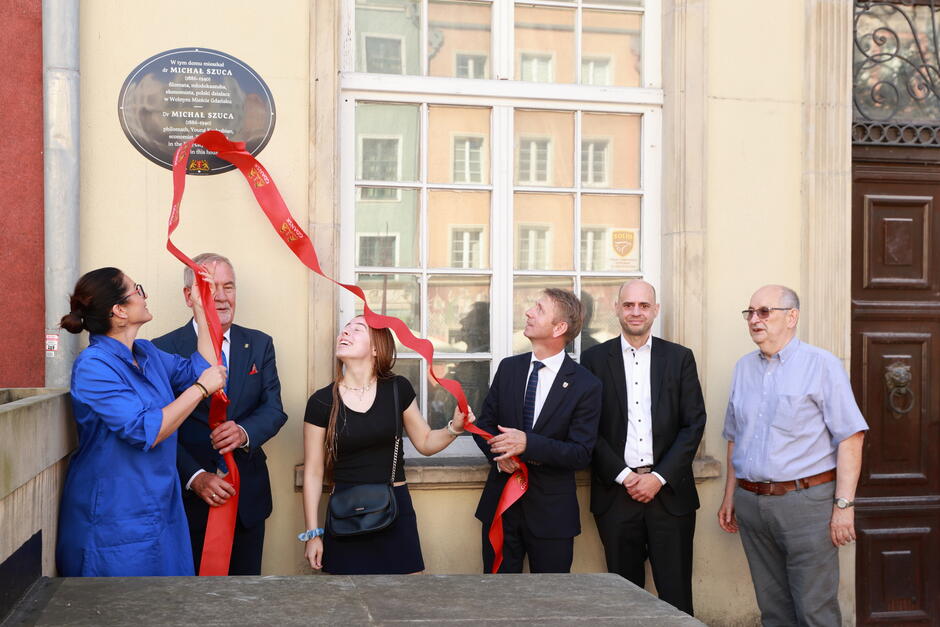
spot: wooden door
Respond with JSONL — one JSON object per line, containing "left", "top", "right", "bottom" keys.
{"left": 852, "top": 146, "right": 940, "bottom": 625}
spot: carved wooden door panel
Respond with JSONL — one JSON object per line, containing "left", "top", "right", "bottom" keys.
{"left": 852, "top": 153, "right": 940, "bottom": 625}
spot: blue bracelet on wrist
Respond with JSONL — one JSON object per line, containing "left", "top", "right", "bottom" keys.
{"left": 297, "top": 528, "right": 325, "bottom": 541}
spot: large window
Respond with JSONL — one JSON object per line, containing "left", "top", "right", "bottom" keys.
{"left": 343, "top": 0, "right": 661, "bottom": 455}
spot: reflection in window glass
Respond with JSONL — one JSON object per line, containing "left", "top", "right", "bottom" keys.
{"left": 429, "top": 105, "right": 490, "bottom": 185}
{"left": 581, "top": 194, "right": 641, "bottom": 272}
{"left": 582, "top": 9, "right": 642, "bottom": 87}
{"left": 356, "top": 273, "right": 421, "bottom": 352}
{"left": 582, "top": 112, "right": 641, "bottom": 189}
{"left": 356, "top": 103, "right": 419, "bottom": 182}
{"left": 428, "top": 275, "right": 490, "bottom": 353}
{"left": 581, "top": 277, "right": 628, "bottom": 349}
{"left": 429, "top": 0, "right": 492, "bottom": 79}
{"left": 429, "top": 360, "right": 489, "bottom": 428}
{"left": 428, "top": 190, "right": 490, "bottom": 268}
{"left": 356, "top": 0, "right": 421, "bottom": 75}
{"left": 514, "top": 5, "right": 576, "bottom": 84}
{"left": 511, "top": 275, "right": 575, "bottom": 354}
{"left": 356, "top": 188, "right": 419, "bottom": 267}
{"left": 515, "top": 110, "right": 574, "bottom": 187}
{"left": 581, "top": 139, "right": 609, "bottom": 186}
{"left": 514, "top": 193, "right": 573, "bottom": 270}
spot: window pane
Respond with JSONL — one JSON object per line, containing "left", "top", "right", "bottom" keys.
{"left": 428, "top": 275, "right": 491, "bottom": 352}
{"left": 429, "top": 0, "right": 492, "bottom": 79}
{"left": 580, "top": 277, "right": 628, "bottom": 350}
{"left": 429, "top": 190, "right": 490, "bottom": 269}
{"left": 356, "top": 0, "right": 421, "bottom": 75}
{"left": 356, "top": 188, "right": 419, "bottom": 267}
{"left": 514, "top": 192, "right": 574, "bottom": 270}
{"left": 582, "top": 10, "right": 642, "bottom": 87}
{"left": 429, "top": 360, "right": 490, "bottom": 428}
{"left": 582, "top": 113, "right": 640, "bottom": 189}
{"left": 356, "top": 273, "right": 421, "bottom": 352}
{"left": 395, "top": 358, "right": 425, "bottom": 410}
{"left": 514, "top": 5, "right": 576, "bottom": 84}
{"left": 515, "top": 109, "right": 574, "bottom": 187}
{"left": 581, "top": 194, "right": 641, "bottom": 272}
{"left": 429, "top": 105, "right": 490, "bottom": 184}
{"left": 511, "top": 275, "right": 575, "bottom": 354}
{"left": 356, "top": 103, "right": 419, "bottom": 182}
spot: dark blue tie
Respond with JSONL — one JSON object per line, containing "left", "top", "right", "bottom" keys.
{"left": 523, "top": 361, "right": 545, "bottom": 432}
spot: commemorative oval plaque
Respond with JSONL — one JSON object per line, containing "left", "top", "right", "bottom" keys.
{"left": 118, "top": 47, "right": 276, "bottom": 174}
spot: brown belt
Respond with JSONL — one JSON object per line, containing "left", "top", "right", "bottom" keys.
{"left": 631, "top": 465, "right": 653, "bottom": 475}
{"left": 737, "top": 469, "right": 836, "bottom": 496}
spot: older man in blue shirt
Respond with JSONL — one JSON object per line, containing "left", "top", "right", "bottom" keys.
{"left": 718, "top": 284, "right": 867, "bottom": 627}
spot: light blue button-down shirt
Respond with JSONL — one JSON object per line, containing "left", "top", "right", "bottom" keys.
{"left": 722, "top": 338, "right": 868, "bottom": 482}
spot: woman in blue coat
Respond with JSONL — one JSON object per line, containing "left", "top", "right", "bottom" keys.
{"left": 56, "top": 266, "right": 227, "bottom": 576}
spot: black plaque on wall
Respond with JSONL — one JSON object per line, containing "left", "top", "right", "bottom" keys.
{"left": 118, "top": 47, "right": 276, "bottom": 174}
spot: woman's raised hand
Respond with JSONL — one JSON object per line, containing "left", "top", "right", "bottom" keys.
{"left": 189, "top": 264, "right": 218, "bottom": 311}
{"left": 452, "top": 406, "right": 475, "bottom": 432}
{"left": 197, "top": 364, "right": 228, "bottom": 396}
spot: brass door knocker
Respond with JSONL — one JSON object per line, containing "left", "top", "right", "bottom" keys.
{"left": 884, "top": 362, "right": 914, "bottom": 416}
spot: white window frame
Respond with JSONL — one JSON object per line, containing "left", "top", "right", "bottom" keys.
{"left": 340, "top": 0, "right": 663, "bottom": 457}
{"left": 452, "top": 133, "right": 486, "bottom": 184}
{"left": 357, "top": 134, "right": 403, "bottom": 201}
{"left": 519, "top": 51, "right": 554, "bottom": 83}
{"left": 360, "top": 33, "right": 406, "bottom": 74}
{"left": 516, "top": 136, "right": 552, "bottom": 185}
{"left": 455, "top": 51, "right": 488, "bottom": 79}
{"left": 581, "top": 137, "right": 611, "bottom": 187}
{"left": 449, "top": 225, "right": 486, "bottom": 269}
{"left": 357, "top": 232, "right": 401, "bottom": 267}
{"left": 581, "top": 55, "right": 613, "bottom": 86}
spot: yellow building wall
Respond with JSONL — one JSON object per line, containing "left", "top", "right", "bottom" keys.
{"left": 79, "top": 0, "right": 310, "bottom": 577}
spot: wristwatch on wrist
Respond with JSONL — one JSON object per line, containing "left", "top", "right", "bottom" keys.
{"left": 833, "top": 497, "right": 855, "bottom": 509}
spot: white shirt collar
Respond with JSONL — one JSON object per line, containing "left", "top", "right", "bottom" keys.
{"left": 621, "top": 334, "right": 652, "bottom": 353}
{"left": 532, "top": 348, "right": 566, "bottom": 372}
{"left": 191, "top": 319, "right": 231, "bottom": 344}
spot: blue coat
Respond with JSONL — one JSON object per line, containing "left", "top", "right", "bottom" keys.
{"left": 56, "top": 335, "right": 208, "bottom": 576}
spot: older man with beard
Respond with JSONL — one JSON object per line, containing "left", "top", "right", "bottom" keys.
{"left": 718, "top": 284, "right": 867, "bottom": 626}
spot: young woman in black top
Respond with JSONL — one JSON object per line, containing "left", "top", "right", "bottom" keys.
{"left": 302, "top": 315, "right": 473, "bottom": 574}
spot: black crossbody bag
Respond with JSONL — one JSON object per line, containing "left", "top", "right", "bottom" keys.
{"left": 326, "top": 380, "right": 401, "bottom": 537}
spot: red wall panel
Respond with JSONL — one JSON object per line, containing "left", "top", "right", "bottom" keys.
{"left": 0, "top": 0, "right": 44, "bottom": 387}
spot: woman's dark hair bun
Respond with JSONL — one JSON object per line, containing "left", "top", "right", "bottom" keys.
{"left": 59, "top": 311, "right": 85, "bottom": 334}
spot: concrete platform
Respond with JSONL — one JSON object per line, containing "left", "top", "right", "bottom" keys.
{"left": 4, "top": 574, "right": 704, "bottom": 626}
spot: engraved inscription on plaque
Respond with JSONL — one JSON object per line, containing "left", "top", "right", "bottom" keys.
{"left": 118, "top": 47, "right": 276, "bottom": 174}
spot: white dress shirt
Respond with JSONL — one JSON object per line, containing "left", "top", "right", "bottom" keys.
{"left": 185, "top": 323, "right": 245, "bottom": 490}
{"left": 614, "top": 335, "right": 665, "bottom": 486}
{"left": 527, "top": 349, "right": 567, "bottom": 429}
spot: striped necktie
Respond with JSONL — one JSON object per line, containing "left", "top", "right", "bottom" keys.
{"left": 522, "top": 361, "right": 545, "bottom": 432}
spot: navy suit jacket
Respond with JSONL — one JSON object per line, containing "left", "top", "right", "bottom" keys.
{"left": 473, "top": 352, "right": 602, "bottom": 539}
{"left": 580, "top": 336, "right": 706, "bottom": 518}
{"left": 152, "top": 322, "right": 287, "bottom": 528}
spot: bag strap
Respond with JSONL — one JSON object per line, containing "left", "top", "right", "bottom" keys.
{"left": 390, "top": 378, "right": 401, "bottom": 484}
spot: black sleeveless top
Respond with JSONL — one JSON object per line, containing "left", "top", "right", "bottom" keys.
{"left": 304, "top": 376, "right": 415, "bottom": 484}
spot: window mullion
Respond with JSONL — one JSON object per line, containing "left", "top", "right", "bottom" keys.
{"left": 490, "top": 104, "right": 514, "bottom": 368}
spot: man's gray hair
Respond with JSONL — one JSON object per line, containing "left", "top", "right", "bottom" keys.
{"left": 777, "top": 285, "right": 800, "bottom": 310}
{"left": 183, "top": 252, "right": 235, "bottom": 288}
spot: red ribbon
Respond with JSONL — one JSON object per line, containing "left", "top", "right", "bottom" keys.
{"left": 170, "top": 130, "right": 526, "bottom": 573}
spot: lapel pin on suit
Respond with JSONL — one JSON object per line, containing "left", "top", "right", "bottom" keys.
{"left": 244, "top": 343, "right": 249, "bottom": 349}
{"left": 562, "top": 381, "right": 569, "bottom": 388}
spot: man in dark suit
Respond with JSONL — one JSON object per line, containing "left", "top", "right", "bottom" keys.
{"left": 580, "top": 279, "right": 706, "bottom": 614}
{"left": 474, "top": 288, "right": 601, "bottom": 573}
{"left": 153, "top": 253, "right": 286, "bottom": 575}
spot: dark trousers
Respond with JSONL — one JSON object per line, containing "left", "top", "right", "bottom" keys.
{"left": 481, "top": 502, "right": 574, "bottom": 573}
{"left": 185, "top": 496, "right": 265, "bottom": 576}
{"left": 594, "top": 491, "right": 695, "bottom": 615}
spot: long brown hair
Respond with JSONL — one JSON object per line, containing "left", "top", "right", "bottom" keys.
{"left": 323, "top": 321, "right": 397, "bottom": 484}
